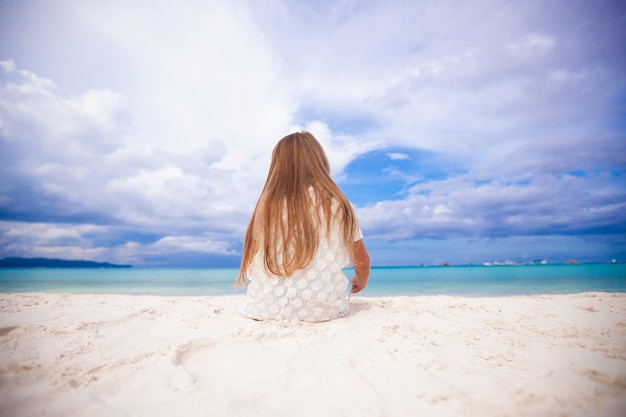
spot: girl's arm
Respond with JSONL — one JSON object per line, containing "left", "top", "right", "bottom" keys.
{"left": 350, "top": 239, "right": 370, "bottom": 294}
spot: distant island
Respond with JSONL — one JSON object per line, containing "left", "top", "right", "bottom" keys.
{"left": 0, "top": 257, "right": 132, "bottom": 268}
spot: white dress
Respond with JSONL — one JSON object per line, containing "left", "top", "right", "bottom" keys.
{"left": 239, "top": 197, "right": 363, "bottom": 322}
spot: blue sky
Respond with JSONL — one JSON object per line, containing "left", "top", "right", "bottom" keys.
{"left": 0, "top": 0, "right": 625, "bottom": 266}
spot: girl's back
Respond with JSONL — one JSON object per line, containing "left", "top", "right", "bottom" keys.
{"left": 239, "top": 188, "right": 362, "bottom": 321}
{"left": 236, "top": 131, "right": 370, "bottom": 322}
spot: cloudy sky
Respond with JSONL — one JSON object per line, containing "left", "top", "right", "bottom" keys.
{"left": 1, "top": 0, "right": 625, "bottom": 267}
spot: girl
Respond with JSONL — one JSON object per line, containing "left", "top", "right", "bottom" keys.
{"left": 236, "top": 131, "right": 370, "bottom": 322}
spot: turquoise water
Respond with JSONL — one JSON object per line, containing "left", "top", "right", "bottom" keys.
{"left": 0, "top": 264, "right": 624, "bottom": 296}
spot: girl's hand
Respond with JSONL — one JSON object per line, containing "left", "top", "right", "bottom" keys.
{"left": 350, "top": 275, "right": 367, "bottom": 294}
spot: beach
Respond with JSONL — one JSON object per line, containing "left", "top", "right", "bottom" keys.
{"left": 1, "top": 292, "right": 625, "bottom": 417}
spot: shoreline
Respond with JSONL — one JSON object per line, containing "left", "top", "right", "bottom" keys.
{"left": 1, "top": 292, "right": 625, "bottom": 416}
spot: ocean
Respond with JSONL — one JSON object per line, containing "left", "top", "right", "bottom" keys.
{"left": 0, "top": 264, "right": 625, "bottom": 297}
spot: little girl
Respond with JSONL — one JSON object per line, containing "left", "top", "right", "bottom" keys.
{"left": 236, "top": 131, "right": 370, "bottom": 322}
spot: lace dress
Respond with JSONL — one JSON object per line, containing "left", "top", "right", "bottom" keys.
{"left": 239, "top": 200, "right": 363, "bottom": 322}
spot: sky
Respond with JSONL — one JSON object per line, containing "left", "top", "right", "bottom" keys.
{"left": 0, "top": 0, "right": 625, "bottom": 267}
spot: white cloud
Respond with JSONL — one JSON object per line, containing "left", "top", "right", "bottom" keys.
{"left": 150, "top": 236, "right": 237, "bottom": 256}
{"left": 0, "top": 221, "right": 239, "bottom": 266}
{"left": 69, "top": 0, "right": 294, "bottom": 164}
{"left": 387, "top": 153, "right": 410, "bottom": 161}
{"left": 0, "top": 60, "right": 128, "bottom": 158}
{"left": 357, "top": 172, "right": 626, "bottom": 241}
{"left": 509, "top": 33, "right": 556, "bottom": 55}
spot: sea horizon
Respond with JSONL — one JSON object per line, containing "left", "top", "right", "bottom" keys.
{"left": 1, "top": 263, "right": 624, "bottom": 297}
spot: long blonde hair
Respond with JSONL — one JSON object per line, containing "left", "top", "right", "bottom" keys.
{"left": 235, "top": 131, "right": 358, "bottom": 287}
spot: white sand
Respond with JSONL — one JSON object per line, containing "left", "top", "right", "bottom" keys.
{"left": 1, "top": 292, "right": 625, "bottom": 417}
